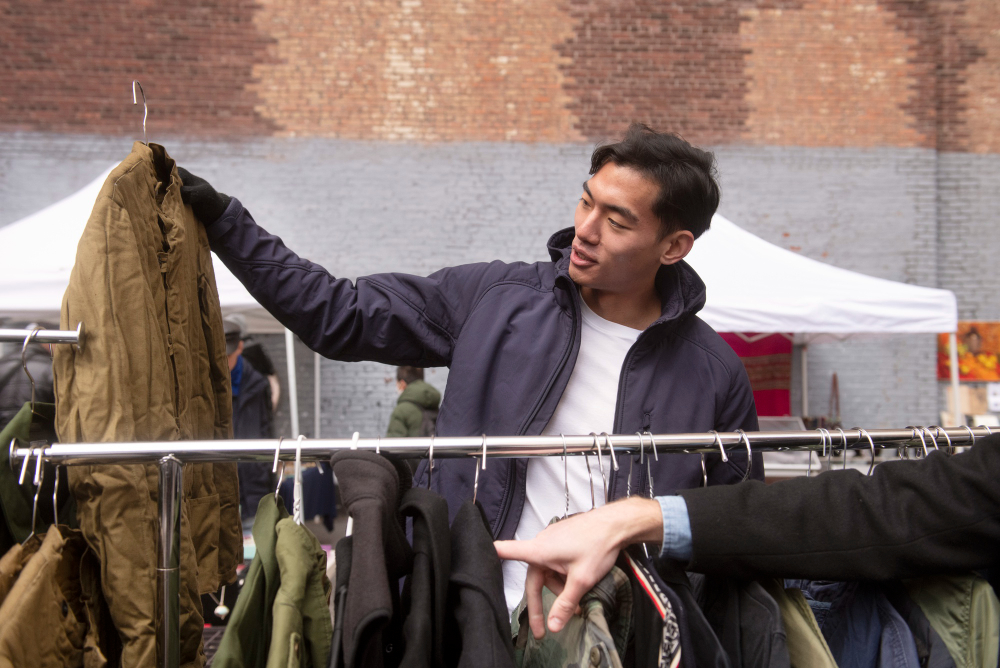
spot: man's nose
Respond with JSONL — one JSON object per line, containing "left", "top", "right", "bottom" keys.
{"left": 576, "top": 209, "right": 601, "bottom": 243}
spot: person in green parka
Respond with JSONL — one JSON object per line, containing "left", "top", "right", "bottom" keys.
{"left": 386, "top": 366, "right": 440, "bottom": 438}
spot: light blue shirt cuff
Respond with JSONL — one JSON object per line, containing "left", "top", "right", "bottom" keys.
{"left": 656, "top": 495, "right": 693, "bottom": 561}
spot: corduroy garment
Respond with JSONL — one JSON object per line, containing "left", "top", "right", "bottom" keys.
{"left": 53, "top": 142, "right": 242, "bottom": 667}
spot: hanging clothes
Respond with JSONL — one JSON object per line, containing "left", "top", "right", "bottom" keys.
{"left": 444, "top": 501, "right": 516, "bottom": 668}
{"left": 758, "top": 579, "right": 838, "bottom": 668}
{"left": 0, "top": 402, "right": 75, "bottom": 553}
{"left": 329, "top": 450, "right": 413, "bottom": 668}
{"left": 398, "top": 487, "right": 451, "bottom": 668}
{"left": 330, "top": 537, "right": 353, "bottom": 668}
{"left": 213, "top": 494, "right": 289, "bottom": 668}
{"left": 787, "top": 580, "right": 921, "bottom": 668}
{"left": 881, "top": 582, "right": 958, "bottom": 668}
{"left": 621, "top": 552, "right": 684, "bottom": 668}
{"left": 904, "top": 575, "right": 1000, "bottom": 668}
{"left": 649, "top": 557, "right": 732, "bottom": 668}
{"left": 511, "top": 565, "right": 633, "bottom": 668}
{"left": 53, "top": 141, "right": 242, "bottom": 667}
{"left": 0, "top": 525, "right": 115, "bottom": 667}
{"left": 690, "top": 574, "right": 790, "bottom": 668}
{"left": 266, "top": 517, "right": 333, "bottom": 668}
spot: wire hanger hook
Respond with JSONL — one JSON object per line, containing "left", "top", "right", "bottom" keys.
{"left": 132, "top": 80, "right": 148, "bottom": 146}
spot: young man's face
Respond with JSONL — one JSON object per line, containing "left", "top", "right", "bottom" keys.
{"left": 569, "top": 162, "right": 682, "bottom": 294}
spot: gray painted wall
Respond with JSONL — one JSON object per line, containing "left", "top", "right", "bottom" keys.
{"left": 4, "top": 133, "right": 989, "bottom": 434}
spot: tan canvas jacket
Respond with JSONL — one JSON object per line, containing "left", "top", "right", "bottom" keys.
{"left": 54, "top": 141, "right": 242, "bottom": 667}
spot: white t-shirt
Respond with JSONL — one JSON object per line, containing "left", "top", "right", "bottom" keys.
{"left": 501, "top": 297, "right": 641, "bottom": 614}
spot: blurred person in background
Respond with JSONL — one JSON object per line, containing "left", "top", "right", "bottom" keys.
{"left": 387, "top": 366, "right": 440, "bottom": 438}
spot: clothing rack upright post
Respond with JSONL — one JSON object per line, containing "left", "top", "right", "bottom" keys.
{"left": 8, "top": 426, "right": 992, "bottom": 668}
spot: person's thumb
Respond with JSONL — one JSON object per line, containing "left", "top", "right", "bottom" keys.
{"left": 547, "top": 577, "right": 588, "bottom": 633}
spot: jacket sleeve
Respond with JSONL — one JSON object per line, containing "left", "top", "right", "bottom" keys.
{"left": 679, "top": 436, "right": 1000, "bottom": 581}
{"left": 205, "top": 198, "right": 508, "bottom": 367}
{"left": 706, "top": 357, "right": 763, "bottom": 485}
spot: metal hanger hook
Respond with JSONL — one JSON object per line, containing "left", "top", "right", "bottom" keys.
{"left": 426, "top": 435, "right": 435, "bottom": 490}
{"left": 920, "top": 426, "right": 938, "bottom": 451}
{"left": 930, "top": 426, "right": 952, "bottom": 453}
{"left": 735, "top": 429, "right": 752, "bottom": 481}
{"left": 909, "top": 426, "right": 928, "bottom": 457}
{"left": 52, "top": 464, "right": 60, "bottom": 527}
{"left": 643, "top": 431, "right": 659, "bottom": 461}
{"left": 709, "top": 430, "right": 729, "bottom": 462}
{"left": 480, "top": 434, "right": 488, "bottom": 471}
{"left": 21, "top": 327, "right": 43, "bottom": 412}
{"left": 132, "top": 80, "right": 148, "bottom": 146}
{"left": 600, "top": 432, "right": 619, "bottom": 471}
{"left": 560, "top": 434, "right": 570, "bottom": 518}
{"left": 635, "top": 432, "right": 646, "bottom": 465}
{"left": 590, "top": 432, "right": 608, "bottom": 502}
{"left": 980, "top": 424, "right": 993, "bottom": 436}
{"left": 473, "top": 434, "right": 487, "bottom": 504}
{"left": 856, "top": 428, "right": 876, "bottom": 476}
{"left": 960, "top": 424, "right": 975, "bottom": 446}
{"left": 27, "top": 448, "right": 45, "bottom": 542}
{"left": 271, "top": 436, "right": 285, "bottom": 474}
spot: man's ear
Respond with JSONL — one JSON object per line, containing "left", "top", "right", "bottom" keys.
{"left": 659, "top": 229, "right": 695, "bottom": 266}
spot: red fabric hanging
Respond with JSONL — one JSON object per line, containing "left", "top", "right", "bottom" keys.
{"left": 719, "top": 333, "right": 793, "bottom": 417}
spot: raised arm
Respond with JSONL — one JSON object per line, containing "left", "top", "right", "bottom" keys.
{"left": 180, "top": 168, "right": 502, "bottom": 366}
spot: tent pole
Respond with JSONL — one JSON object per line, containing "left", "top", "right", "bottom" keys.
{"left": 313, "top": 352, "right": 321, "bottom": 438}
{"left": 949, "top": 332, "right": 961, "bottom": 428}
{"left": 285, "top": 329, "right": 299, "bottom": 438}
{"left": 801, "top": 344, "right": 809, "bottom": 417}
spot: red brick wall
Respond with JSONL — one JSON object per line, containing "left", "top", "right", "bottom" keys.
{"left": 0, "top": 0, "right": 277, "bottom": 136}
{"left": 1, "top": 0, "right": 998, "bottom": 152}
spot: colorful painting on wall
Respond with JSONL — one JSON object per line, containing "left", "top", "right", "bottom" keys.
{"left": 937, "top": 322, "right": 1000, "bottom": 381}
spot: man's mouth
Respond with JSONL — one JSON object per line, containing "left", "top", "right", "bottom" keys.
{"left": 571, "top": 245, "right": 597, "bottom": 267}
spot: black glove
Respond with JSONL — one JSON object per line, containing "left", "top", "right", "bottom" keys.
{"left": 177, "top": 167, "right": 232, "bottom": 225}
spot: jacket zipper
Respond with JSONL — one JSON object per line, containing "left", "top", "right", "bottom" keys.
{"left": 608, "top": 325, "right": 663, "bottom": 500}
{"left": 493, "top": 282, "right": 579, "bottom": 537}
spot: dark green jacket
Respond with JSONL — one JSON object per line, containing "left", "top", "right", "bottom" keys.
{"left": 386, "top": 380, "right": 441, "bottom": 438}
{"left": 214, "top": 495, "right": 289, "bottom": 668}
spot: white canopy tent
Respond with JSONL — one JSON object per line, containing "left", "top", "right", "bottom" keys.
{"left": 0, "top": 171, "right": 961, "bottom": 431}
{"left": 687, "top": 214, "right": 960, "bottom": 425}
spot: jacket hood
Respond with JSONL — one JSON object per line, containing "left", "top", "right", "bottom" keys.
{"left": 398, "top": 379, "right": 441, "bottom": 410}
{"left": 545, "top": 227, "right": 707, "bottom": 326}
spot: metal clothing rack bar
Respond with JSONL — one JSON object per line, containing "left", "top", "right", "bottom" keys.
{"left": 0, "top": 324, "right": 85, "bottom": 351}
{"left": 8, "top": 425, "right": 993, "bottom": 668}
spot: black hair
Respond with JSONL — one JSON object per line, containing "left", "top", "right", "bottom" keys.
{"left": 590, "top": 123, "right": 720, "bottom": 239}
{"left": 396, "top": 366, "right": 424, "bottom": 384}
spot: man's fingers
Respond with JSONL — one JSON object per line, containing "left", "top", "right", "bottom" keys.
{"left": 543, "top": 571, "right": 566, "bottom": 597}
{"left": 524, "top": 566, "right": 547, "bottom": 640}
{"left": 494, "top": 539, "right": 534, "bottom": 563}
{"left": 548, "top": 577, "right": 591, "bottom": 633}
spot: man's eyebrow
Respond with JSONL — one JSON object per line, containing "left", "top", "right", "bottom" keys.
{"left": 582, "top": 180, "right": 639, "bottom": 224}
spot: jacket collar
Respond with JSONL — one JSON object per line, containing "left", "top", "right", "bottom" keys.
{"left": 545, "top": 227, "right": 707, "bottom": 328}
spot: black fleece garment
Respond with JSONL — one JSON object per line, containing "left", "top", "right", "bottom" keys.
{"left": 444, "top": 502, "right": 516, "bottom": 668}
{"left": 690, "top": 574, "right": 790, "bottom": 668}
{"left": 397, "top": 487, "right": 451, "bottom": 668}
{"left": 329, "top": 537, "right": 353, "bottom": 668}
{"left": 330, "top": 451, "right": 413, "bottom": 668}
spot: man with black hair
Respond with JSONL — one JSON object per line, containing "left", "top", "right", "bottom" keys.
{"left": 179, "top": 123, "right": 761, "bottom": 613}
{"left": 387, "top": 366, "right": 441, "bottom": 438}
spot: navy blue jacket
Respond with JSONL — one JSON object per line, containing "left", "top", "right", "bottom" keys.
{"left": 207, "top": 198, "right": 761, "bottom": 539}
